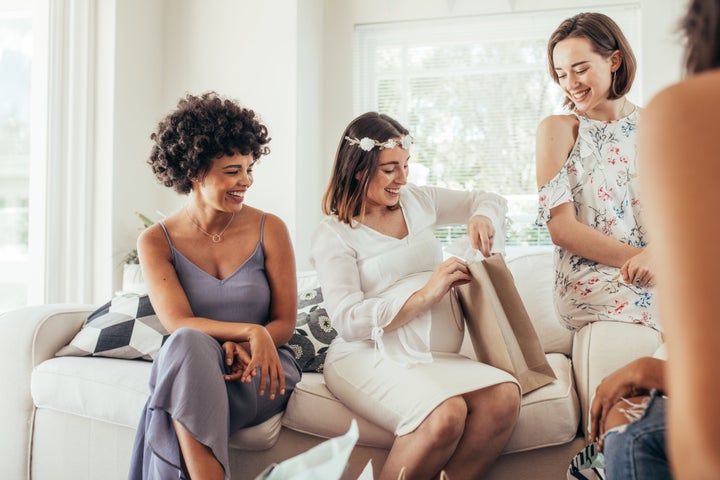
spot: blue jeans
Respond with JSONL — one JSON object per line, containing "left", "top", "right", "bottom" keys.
{"left": 603, "top": 390, "right": 671, "bottom": 480}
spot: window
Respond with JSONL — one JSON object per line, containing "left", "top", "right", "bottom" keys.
{"left": 0, "top": 6, "right": 33, "bottom": 313}
{"left": 353, "top": 6, "right": 640, "bottom": 255}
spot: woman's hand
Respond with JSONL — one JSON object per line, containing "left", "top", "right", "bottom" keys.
{"left": 620, "top": 247, "right": 654, "bottom": 287}
{"left": 420, "top": 256, "right": 472, "bottom": 306}
{"left": 467, "top": 215, "right": 496, "bottom": 257}
{"left": 222, "top": 341, "right": 253, "bottom": 382}
{"left": 589, "top": 362, "right": 644, "bottom": 450}
{"left": 589, "top": 357, "right": 664, "bottom": 450}
{"left": 235, "top": 325, "right": 286, "bottom": 400}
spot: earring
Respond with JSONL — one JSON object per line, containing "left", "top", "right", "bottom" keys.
{"left": 611, "top": 70, "right": 618, "bottom": 96}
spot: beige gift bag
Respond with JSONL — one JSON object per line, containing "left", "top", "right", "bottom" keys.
{"left": 455, "top": 253, "right": 556, "bottom": 394}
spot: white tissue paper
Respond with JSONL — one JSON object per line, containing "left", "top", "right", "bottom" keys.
{"left": 254, "top": 419, "right": 359, "bottom": 480}
{"left": 442, "top": 233, "right": 504, "bottom": 263}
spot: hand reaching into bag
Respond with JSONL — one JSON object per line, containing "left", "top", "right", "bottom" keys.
{"left": 467, "top": 214, "right": 496, "bottom": 258}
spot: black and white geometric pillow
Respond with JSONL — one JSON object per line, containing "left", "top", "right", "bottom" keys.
{"left": 288, "top": 286, "right": 337, "bottom": 373}
{"left": 56, "top": 293, "right": 169, "bottom": 361}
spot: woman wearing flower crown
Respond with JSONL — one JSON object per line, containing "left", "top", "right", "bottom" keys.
{"left": 535, "top": 12, "right": 659, "bottom": 332}
{"left": 128, "top": 92, "right": 301, "bottom": 480}
{"left": 309, "top": 112, "right": 520, "bottom": 479}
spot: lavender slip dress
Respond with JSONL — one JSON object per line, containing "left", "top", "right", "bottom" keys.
{"left": 129, "top": 214, "right": 301, "bottom": 480}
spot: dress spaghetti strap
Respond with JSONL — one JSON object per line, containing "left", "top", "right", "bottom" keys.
{"left": 259, "top": 213, "right": 266, "bottom": 245}
{"left": 158, "top": 221, "right": 176, "bottom": 264}
{"left": 158, "top": 221, "right": 174, "bottom": 247}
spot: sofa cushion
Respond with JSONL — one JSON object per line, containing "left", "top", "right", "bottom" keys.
{"left": 503, "top": 353, "right": 580, "bottom": 453}
{"left": 282, "top": 373, "right": 395, "bottom": 448}
{"left": 506, "top": 251, "right": 573, "bottom": 355}
{"left": 55, "top": 294, "right": 169, "bottom": 361}
{"left": 31, "top": 356, "right": 283, "bottom": 450}
{"left": 288, "top": 272, "right": 338, "bottom": 373}
{"left": 282, "top": 353, "right": 579, "bottom": 454}
{"left": 572, "top": 321, "right": 662, "bottom": 440}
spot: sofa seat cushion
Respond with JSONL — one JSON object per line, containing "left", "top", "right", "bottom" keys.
{"left": 503, "top": 353, "right": 580, "bottom": 453}
{"left": 282, "top": 373, "right": 395, "bottom": 448}
{"left": 283, "top": 352, "right": 579, "bottom": 453}
{"left": 31, "top": 356, "right": 283, "bottom": 450}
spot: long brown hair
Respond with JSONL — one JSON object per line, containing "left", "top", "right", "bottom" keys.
{"left": 547, "top": 12, "right": 637, "bottom": 109}
{"left": 321, "top": 112, "right": 410, "bottom": 225}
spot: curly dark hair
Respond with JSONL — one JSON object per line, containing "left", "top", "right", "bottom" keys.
{"left": 148, "top": 92, "right": 271, "bottom": 194}
{"left": 681, "top": 0, "right": 720, "bottom": 76}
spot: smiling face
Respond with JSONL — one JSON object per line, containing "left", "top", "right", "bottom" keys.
{"left": 552, "top": 36, "right": 620, "bottom": 113}
{"left": 364, "top": 144, "right": 409, "bottom": 212}
{"left": 194, "top": 152, "right": 254, "bottom": 211}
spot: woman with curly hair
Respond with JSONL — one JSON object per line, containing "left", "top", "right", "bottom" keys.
{"left": 128, "top": 92, "right": 301, "bottom": 480}
{"left": 640, "top": 0, "right": 720, "bottom": 477}
{"left": 582, "top": 1, "right": 720, "bottom": 478}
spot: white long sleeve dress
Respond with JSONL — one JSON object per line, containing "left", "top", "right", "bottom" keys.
{"left": 309, "top": 183, "right": 518, "bottom": 436}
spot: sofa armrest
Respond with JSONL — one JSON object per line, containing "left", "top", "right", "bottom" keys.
{"left": 0, "top": 304, "right": 94, "bottom": 480}
{"left": 572, "top": 321, "right": 662, "bottom": 441}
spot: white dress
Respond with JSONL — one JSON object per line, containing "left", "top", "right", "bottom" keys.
{"left": 309, "top": 184, "right": 518, "bottom": 436}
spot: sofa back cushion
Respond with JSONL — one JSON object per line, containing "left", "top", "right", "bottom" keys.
{"left": 288, "top": 272, "right": 338, "bottom": 373}
{"left": 507, "top": 251, "right": 572, "bottom": 355}
{"left": 55, "top": 294, "right": 169, "bottom": 361}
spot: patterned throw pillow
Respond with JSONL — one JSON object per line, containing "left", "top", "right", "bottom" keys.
{"left": 56, "top": 293, "right": 169, "bottom": 361}
{"left": 289, "top": 285, "right": 337, "bottom": 373}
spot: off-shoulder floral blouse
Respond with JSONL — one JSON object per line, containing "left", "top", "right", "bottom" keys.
{"left": 536, "top": 110, "right": 658, "bottom": 331}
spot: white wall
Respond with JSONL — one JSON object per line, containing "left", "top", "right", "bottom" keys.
{"left": 106, "top": 0, "right": 166, "bottom": 299}
{"left": 105, "top": 0, "right": 306, "bottom": 297}
{"left": 98, "top": 0, "right": 688, "bottom": 298}
{"left": 159, "top": 0, "right": 299, "bottom": 237}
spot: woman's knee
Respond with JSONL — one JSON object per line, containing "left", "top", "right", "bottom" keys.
{"left": 165, "top": 327, "right": 211, "bottom": 349}
{"left": 158, "top": 327, "right": 220, "bottom": 366}
{"left": 601, "top": 395, "right": 651, "bottom": 439}
{"left": 424, "top": 396, "right": 467, "bottom": 443}
{"left": 471, "top": 383, "right": 520, "bottom": 426}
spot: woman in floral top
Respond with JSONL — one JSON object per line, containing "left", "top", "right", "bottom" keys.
{"left": 535, "top": 12, "right": 657, "bottom": 331}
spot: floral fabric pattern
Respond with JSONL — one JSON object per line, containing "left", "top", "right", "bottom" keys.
{"left": 536, "top": 110, "right": 657, "bottom": 330}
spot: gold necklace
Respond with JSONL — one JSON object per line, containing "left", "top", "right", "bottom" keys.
{"left": 185, "top": 207, "right": 235, "bottom": 243}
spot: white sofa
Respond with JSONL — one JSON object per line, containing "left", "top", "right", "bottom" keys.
{"left": 0, "top": 251, "right": 662, "bottom": 479}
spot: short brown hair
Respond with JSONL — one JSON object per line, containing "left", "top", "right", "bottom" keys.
{"left": 681, "top": 0, "right": 720, "bottom": 75}
{"left": 322, "top": 112, "right": 409, "bottom": 225}
{"left": 547, "top": 12, "right": 637, "bottom": 109}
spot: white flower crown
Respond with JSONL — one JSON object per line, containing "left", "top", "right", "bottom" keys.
{"left": 344, "top": 134, "right": 413, "bottom": 152}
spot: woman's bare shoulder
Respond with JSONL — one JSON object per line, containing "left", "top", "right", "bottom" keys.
{"left": 536, "top": 113, "right": 579, "bottom": 186}
{"left": 647, "top": 70, "right": 720, "bottom": 121}
{"left": 538, "top": 112, "right": 579, "bottom": 130}
{"left": 536, "top": 113, "right": 579, "bottom": 150}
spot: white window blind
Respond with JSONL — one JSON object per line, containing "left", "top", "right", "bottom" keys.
{"left": 353, "top": 6, "right": 640, "bottom": 252}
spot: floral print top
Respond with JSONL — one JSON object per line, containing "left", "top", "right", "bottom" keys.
{"left": 536, "top": 110, "right": 658, "bottom": 331}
